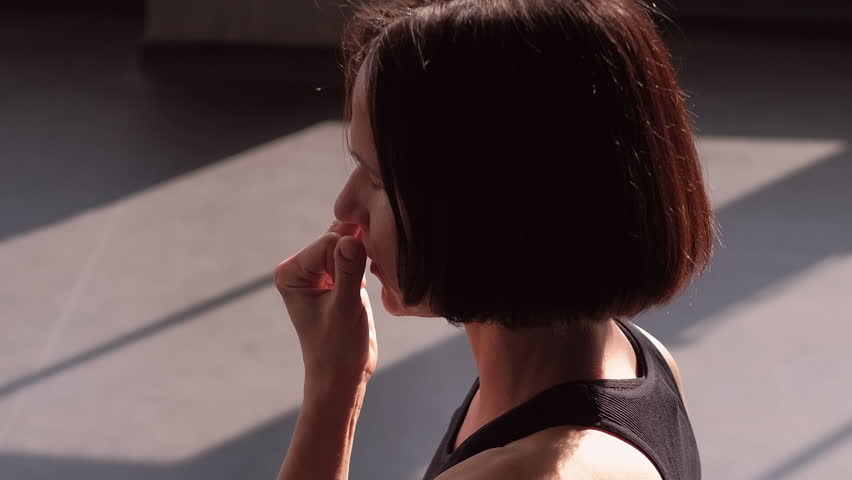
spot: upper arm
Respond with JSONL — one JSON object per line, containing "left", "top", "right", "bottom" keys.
{"left": 632, "top": 324, "right": 687, "bottom": 406}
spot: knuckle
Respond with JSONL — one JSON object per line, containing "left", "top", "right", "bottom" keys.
{"left": 273, "top": 261, "right": 293, "bottom": 290}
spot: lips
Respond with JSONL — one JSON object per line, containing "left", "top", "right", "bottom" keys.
{"left": 355, "top": 227, "right": 381, "bottom": 277}
{"left": 356, "top": 228, "right": 372, "bottom": 262}
{"left": 355, "top": 228, "right": 369, "bottom": 258}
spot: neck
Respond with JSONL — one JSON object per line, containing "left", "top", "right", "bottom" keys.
{"left": 462, "top": 317, "right": 636, "bottom": 427}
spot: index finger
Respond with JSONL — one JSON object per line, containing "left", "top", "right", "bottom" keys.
{"left": 275, "top": 231, "right": 338, "bottom": 291}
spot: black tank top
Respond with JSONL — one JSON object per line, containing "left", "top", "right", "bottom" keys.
{"left": 421, "top": 318, "right": 700, "bottom": 480}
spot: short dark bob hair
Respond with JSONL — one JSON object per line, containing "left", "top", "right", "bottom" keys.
{"left": 341, "top": 0, "right": 716, "bottom": 330}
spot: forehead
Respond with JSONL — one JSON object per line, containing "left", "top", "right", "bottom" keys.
{"left": 352, "top": 62, "right": 370, "bottom": 119}
{"left": 348, "top": 64, "right": 372, "bottom": 149}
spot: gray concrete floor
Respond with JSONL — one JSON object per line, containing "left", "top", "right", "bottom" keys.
{"left": 1, "top": 9, "right": 851, "bottom": 480}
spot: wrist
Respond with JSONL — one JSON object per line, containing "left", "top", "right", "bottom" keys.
{"left": 304, "top": 372, "right": 370, "bottom": 402}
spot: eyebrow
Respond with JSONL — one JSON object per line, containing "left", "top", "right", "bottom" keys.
{"left": 349, "top": 149, "right": 381, "bottom": 178}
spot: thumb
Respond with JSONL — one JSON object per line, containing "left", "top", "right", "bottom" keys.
{"left": 334, "top": 235, "right": 367, "bottom": 299}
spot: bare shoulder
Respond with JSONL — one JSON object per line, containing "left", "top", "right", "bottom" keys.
{"left": 630, "top": 323, "right": 686, "bottom": 399}
{"left": 432, "top": 445, "right": 521, "bottom": 480}
{"left": 433, "top": 426, "right": 662, "bottom": 480}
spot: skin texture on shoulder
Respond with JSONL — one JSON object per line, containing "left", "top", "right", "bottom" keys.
{"left": 434, "top": 426, "right": 662, "bottom": 480}
{"left": 431, "top": 446, "right": 524, "bottom": 480}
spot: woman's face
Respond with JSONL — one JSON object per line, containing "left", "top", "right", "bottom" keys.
{"left": 334, "top": 67, "right": 433, "bottom": 317}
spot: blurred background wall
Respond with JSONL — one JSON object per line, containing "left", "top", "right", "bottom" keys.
{"left": 145, "top": 0, "right": 346, "bottom": 47}
{"left": 142, "top": 0, "right": 852, "bottom": 47}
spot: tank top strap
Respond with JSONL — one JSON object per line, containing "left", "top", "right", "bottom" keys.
{"left": 612, "top": 317, "right": 685, "bottom": 402}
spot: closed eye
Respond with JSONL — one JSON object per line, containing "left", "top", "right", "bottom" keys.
{"left": 348, "top": 150, "right": 382, "bottom": 189}
{"left": 356, "top": 165, "right": 382, "bottom": 190}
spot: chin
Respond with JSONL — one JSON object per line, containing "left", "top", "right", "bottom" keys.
{"left": 379, "top": 285, "right": 401, "bottom": 314}
{"left": 378, "top": 284, "right": 412, "bottom": 316}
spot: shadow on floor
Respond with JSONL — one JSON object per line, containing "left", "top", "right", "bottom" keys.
{"left": 0, "top": 333, "right": 476, "bottom": 480}
{"left": 1, "top": 141, "right": 848, "bottom": 478}
{"left": 0, "top": 9, "right": 344, "bottom": 243}
{"left": 635, "top": 146, "right": 852, "bottom": 346}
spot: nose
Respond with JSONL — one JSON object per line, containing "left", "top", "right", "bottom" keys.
{"left": 333, "top": 183, "right": 367, "bottom": 229}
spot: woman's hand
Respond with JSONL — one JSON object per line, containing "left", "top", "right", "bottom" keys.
{"left": 274, "top": 219, "right": 377, "bottom": 394}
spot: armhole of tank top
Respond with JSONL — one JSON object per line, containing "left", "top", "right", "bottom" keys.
{"left": 621, "top": 320, "right": 686, "bottom": 402}
{"left": 612, "top": 318, "right": 649, "bottom": 381}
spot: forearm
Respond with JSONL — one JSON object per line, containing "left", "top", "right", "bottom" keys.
{"left": 276, "top": 380, "right": 367, "bottom": 480}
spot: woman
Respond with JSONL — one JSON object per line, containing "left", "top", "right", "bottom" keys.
{"left": 273, "top": 0, "right": 715, "bottom": 479}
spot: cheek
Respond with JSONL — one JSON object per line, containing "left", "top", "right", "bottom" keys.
{"left": 371, "top": 209, "right": 398, "bottom": 271}
{"left": 372, "top": 233, "right": 396, "bottom": 284}
{"left": 370, "top": 225, "right": 400, "bottom": 291}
